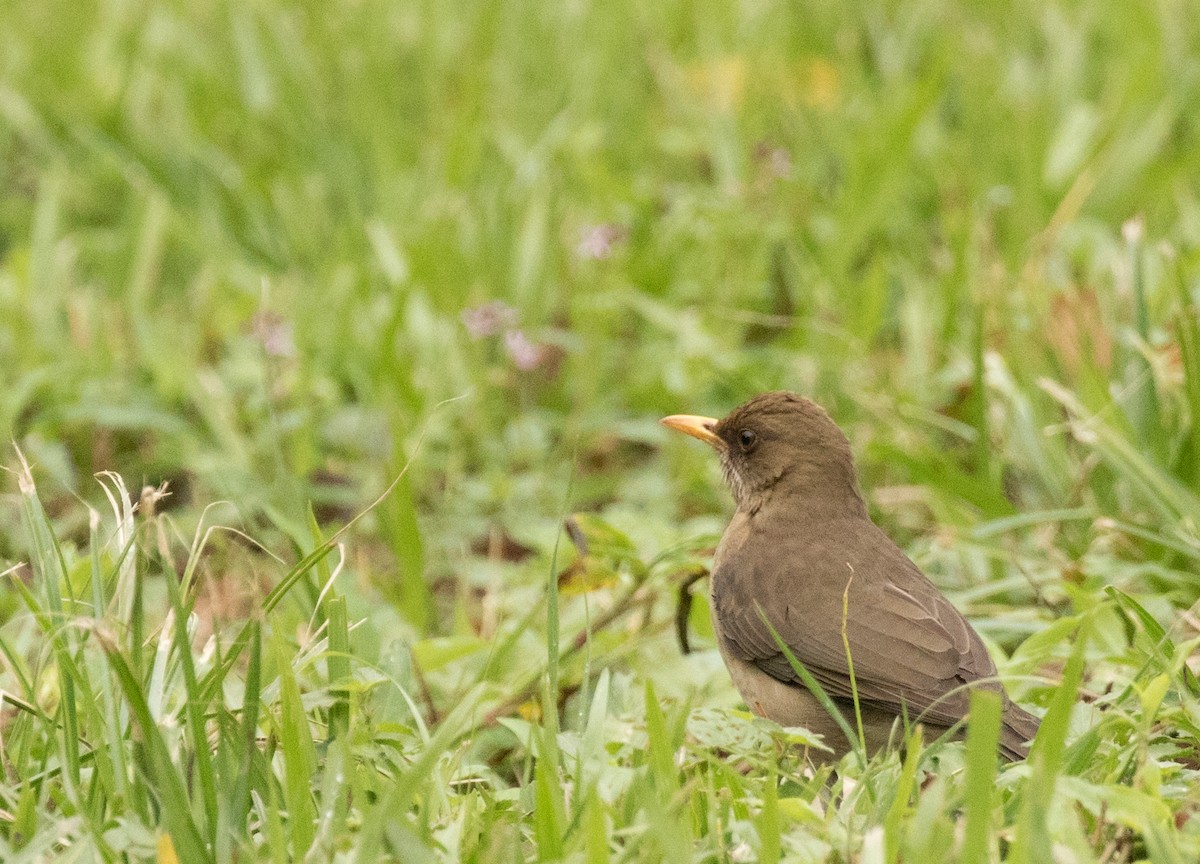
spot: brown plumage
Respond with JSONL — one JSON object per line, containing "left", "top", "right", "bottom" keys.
{"left": 662, "top": 391, "right": 1040, "bottom": 761}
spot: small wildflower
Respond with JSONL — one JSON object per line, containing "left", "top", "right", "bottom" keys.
{"left": 504, "top": 329, "right": 543, "bottom": 371}
{"left": 251, "top": 312, "right": 296, "bottom": 358}
{"left": 461, "top": 301, "right": 517, "bottom": 339}
{"left": 577, "top": 224, "right": 626, "bottom": 260}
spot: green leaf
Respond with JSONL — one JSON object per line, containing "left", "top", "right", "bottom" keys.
{"left": 756, "top": 764, "right": 780, "bottom": 864}
{"left": 961, "top": 690, "right": 1001, "bottom": 864}
{"left": 273, "top": 636, "right": 317, "bottom": 857}
{"left": 101, "top": 642, "right": 212, "bottom": 864}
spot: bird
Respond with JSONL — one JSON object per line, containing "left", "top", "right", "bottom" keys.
{"left": 661, "top": 391, "right": 1040, "bottom": 761}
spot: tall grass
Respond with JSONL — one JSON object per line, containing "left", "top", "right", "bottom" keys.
{"left": 2, "top": 0, "right": 1200, "bottom": 860}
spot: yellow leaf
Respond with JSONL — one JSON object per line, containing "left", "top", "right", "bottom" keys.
{"left": 557, "top": 556, "right": 619, "bottom": 596}
{"left": 157, "top": 833, "right": 179, "bottom": 864}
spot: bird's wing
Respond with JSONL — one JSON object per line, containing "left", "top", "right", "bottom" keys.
{"left": 713, "top": 519, "right": 999, "bottom": 729}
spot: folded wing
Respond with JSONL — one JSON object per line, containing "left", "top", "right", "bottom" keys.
{"left": 713, "top": 519, "right": 1001, "bottom": 730}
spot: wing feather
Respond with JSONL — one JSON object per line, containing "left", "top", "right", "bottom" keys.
{"left": 713, "top": 517, "right": 1000, "bottom": 729}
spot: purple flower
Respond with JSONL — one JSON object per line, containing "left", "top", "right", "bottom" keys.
{"left": 504, "top": 329, "right": 543, "bottom": 371}
{"left": 251, "top": 312, "right": 296, "bottom": 358}
{"left": 461, "top": 301, "right": 518, "bottom": 339}
{"left": 577, "top": 224, "right": 626, "bottom": 261}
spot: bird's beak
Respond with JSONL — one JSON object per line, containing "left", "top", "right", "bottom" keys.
{"left": 660, "top": 414, "right": 725, "bottom": 450}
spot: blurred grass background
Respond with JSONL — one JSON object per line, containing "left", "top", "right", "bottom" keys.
{"left": 2, "top": 0, "right": 1200, "bottom": 860}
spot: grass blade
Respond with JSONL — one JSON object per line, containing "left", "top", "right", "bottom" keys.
{"left": 99, "top": 636, "right": 212, "bottom": 864}
{"left": 758, "top": 603, "right": 865, "bottom": 768}
{"left": 961, "top": 690, "right": 1002, "bottom": 864}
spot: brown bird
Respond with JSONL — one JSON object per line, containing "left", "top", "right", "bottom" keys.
{"left": 662, "top": 392, "right": 1040, "bottom": 761}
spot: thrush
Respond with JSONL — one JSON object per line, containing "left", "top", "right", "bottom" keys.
{"left": 662, "top": 391, "right": 1040, "bottom": 761}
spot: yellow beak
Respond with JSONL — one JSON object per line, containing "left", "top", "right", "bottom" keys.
{"left": 660, "top": 414, "right": 724, "bottom": 450}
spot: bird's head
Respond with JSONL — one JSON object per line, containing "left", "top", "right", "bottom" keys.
{"left": 661, "top": 391, "right": 864, "bottom": 514}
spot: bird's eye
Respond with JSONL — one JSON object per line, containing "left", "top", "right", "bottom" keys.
{"left": 737, "top": 428, "right": 758, "bottom": 452}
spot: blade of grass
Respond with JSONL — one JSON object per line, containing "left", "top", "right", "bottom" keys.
{"left": 756, "top": 763, "right": 780, "bottom": 864}
{"left": 1010, "top": 618, "right": 1088, "bottom": 864}
{"left": 163, "top": 566, "right": 217, "bottom": 849}
{"left": 272, "top": 634, "right": 317, "bottom": 858}
{"left": 757, "top": 603, "right": 866, "bottom": 769}
{"left": 640, "top": 682, "right": 689, "bottom": 864}
{"left": 15, "top": 452, "right": 81, "bottom": 791}
{"left": 545, "top": 455, "right": 577, "bottom": 727}
{"left": 87, "top": 509, "right": 128, "bottom": 809}
{"left": 99, "top": 635, "right": 212, "bottom": 864}
{"left": 583, "top": 788, "right": 610, "bottom": 864}
{"left": 216, "top": 620, "right": 262, "bottom": 860}
{"left": 883, "top": 726, "right": 923, "bottom": 864}
{"left": 841, "top": 571, "right": 866, "bottom": 754}
{"left": 533, "top": 722, "right": 567, "bottom": 861}
{"left": 961, "top": 689, "right": 1002, "bottom": 864}
{"left": 643, "top": 680, "right": 679, "bottom": 796}
{"left": 326, "top": 596, "right": 350, "bottom": 741}
{"left": 1173, "top": 258, "right": 1200, "bottom": 487}
{"left": 311, "top": 502, "right": 352, "bottom": 742}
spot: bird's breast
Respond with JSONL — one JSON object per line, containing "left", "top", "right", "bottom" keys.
{"left": 711, "top": 510, "right": 753, "bottom": 591}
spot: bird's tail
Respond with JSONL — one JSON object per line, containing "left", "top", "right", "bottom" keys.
{"left": 998, "top": 701, "right": 1041, "bottom": 761}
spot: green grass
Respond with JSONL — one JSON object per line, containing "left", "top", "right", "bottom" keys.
{"left": 2, "top": 0, "right": 1200, "bottom": 860}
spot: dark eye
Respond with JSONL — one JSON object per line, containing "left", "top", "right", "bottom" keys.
{"left": 737, "top": 428, "right": 758, "bottom": 452}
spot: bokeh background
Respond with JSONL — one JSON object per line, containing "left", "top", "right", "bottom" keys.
{"left": 2, "top": 0, "right": 1200, "bottom": 860}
